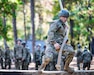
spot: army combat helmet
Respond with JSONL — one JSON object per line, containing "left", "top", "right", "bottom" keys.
{"left": 22, "top": 41, "right": 26, "bottom": 45}
{"left": 17, "top": 38, "right": 22, "bottom": 42}
{"left": 58, "top": 9, "right": 69, "bottom": 18}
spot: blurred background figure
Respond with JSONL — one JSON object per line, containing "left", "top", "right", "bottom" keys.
{"left": 34, "top": 44, "right": 42, "bottom": 70}
{"left": 14, "top": 39, "right": 23, "bottom": 70}
{"left": 82, "top": 46, "right": 93, "bottom": 70}
{"left": 0, "top": 46, "right": 4, "bottom": 69}
{"left": 41, "top": 45, "right": 46, "bottom": 60}
{"left": 22, "top": 41, "right": 31, "bottom": 70}
{"left": 76, "top": 43, "right": 83, "bottom": 70}
{"left": 5, "top": 46, "right": 11, "bottom": 69}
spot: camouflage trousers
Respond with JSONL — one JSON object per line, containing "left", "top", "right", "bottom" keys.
{"left": 0, "top": 58, "right": 4, "bottom": 69}
{"left": 5, "top": 59, "right": 11, "bottom": 69}
{"left": 22, "top": 60, "right": 29, "bottom": 70}
{"left": 15, "top": 59, "right": 22, "bottom": 70}
{"left": 40, "top": 44, "right": 75, "bottom": 71}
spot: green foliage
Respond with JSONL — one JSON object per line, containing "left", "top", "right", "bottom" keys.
{"left": 35, "top": 26, "right": 44, "bottom": 40}
{"left": 0, "top": 0, "right": 22, "bottom": 47}
{"left": 52, "top": 0, "right": 94, "bottom": 47}
{"left": 0, "top": 17, "right": 7, "bottom": 39}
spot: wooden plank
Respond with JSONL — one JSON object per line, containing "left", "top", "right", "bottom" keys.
{"left": 0, "top": 70, "right": 94, "bottom": 75}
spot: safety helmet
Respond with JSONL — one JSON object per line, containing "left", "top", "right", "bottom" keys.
{"left": 58, "top": 9, "right": 69, "bottom": 18}
{"left": 77, "top": 44, "right": 81, "bottom": 48}
{"left": 22, "top": 41, "right": 26, "bottom": 45}
{"left": 17, "top": 38, "right": 22, "bottom": 42}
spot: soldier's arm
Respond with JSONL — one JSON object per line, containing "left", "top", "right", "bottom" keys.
{"left": 90, "top": 53, "right": 93, "bottom": 60}
{"left": 27, "top": 51, "right": 31, "bottom": 63}
{"left": 1, "top": 50, "right": 4, "bottom": 58}
{"left": 14, "top": 47, "right": 16, "bottom": 58}
{"left": 22, "top": 48, "right": 27, "bottom": 60}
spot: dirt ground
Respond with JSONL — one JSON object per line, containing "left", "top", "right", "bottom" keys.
{"left": 0, "top": 56, "right": 94, "bottom": 70}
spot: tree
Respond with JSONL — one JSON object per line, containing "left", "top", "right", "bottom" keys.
{"left": 30, "top": 0, "right": 35, "bottom": 60}
{"left": 22, "top": 0, "right": 27, "bottom": 41}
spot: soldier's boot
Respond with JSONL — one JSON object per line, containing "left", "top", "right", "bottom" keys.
{"left": 87, "top": 63, "right": 90, "bottom": 70}
{"left": 77, "top": 63, "right": 80, "bottom": 70}
{"left": 38, "top": 58, "right": 50, "bottom": 71}
{"left": 64, "top": 53, "right": 74, "bottom": 73}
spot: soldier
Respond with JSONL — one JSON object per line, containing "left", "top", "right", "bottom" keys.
{"left": 5, "top": 46, "right": 11, "bottom": 69}
{"left": 82, "top": 46, "right": 93, "bottom": 70}
{"left": 39, "top": 9, "right": 75, "bottom": 73}
{"left": 26, "top": 47, "right": 31, "bottom": 69}
{"left": 22, "top": 41, "right": 31, "bottom": 70}
{"left": 34, "top": 44, "right": 42, "bottom": 70}
{"left": 0, "top": 47, "right": 4, "bottom": 69}
{"left": 76, "top": 43, "right": 83, "bottom": 70}
{"left": 14, "top": 39, "right": 23, "bottom": 70}
{"left": 41, "top": 45, "right": 46, "bottom": 57}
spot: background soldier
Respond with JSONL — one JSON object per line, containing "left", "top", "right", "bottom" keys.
{"left": 39, "top": 9, "right": 75, "bottom": 73}
{"left": 82, "top": 46, "right": 93, "bottom": 70}
{"left": 14, "top": 39, "right": 23, "bottom": 70}
{"left": 41, "top": 45, "right": 46, "bottom": 58}
{"left": 0, "top": 47, "right": 4, "bottom": 69}
{"left": 34, "top": 44, "right": 42, "bottom": 70}
{"left": 5, "top": 46, "right": 11, "bottom": 69}
{"left": 22, "top": 41, "right": 31, "bottom": 70}
{"left": 76, "top": 43, "right": 83, "bottom": 70}
{"left": 41, "top": 45, "right": 46, "bottom": 64}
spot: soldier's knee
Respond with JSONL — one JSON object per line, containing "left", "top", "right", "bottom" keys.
{"left": 42, "top": 55, "right": 53, "bottom": 65}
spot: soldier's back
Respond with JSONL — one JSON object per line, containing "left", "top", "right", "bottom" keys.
{"left": 82, "top": 50, "right": 92, "bottom": 62}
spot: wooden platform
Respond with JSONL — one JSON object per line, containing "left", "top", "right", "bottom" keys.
{"left": 0, "top": 70, "right": 94, "bottom": 75}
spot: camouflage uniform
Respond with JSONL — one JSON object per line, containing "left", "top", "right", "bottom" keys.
{"left": 0, "top": 48, "right": 4, "bottom": 69}
{"left": 22, "top": 43, "right": 31, "bottom": 70}
{"left": 41, "top": 45, "right": 46, "bottom": 64}
{"left": 39, "top": 19, "right": 74, "bottom": 71}
{"left": 14, "top": 44, "right": 23, "bottom": 70}
{"left": 76, "top": 44, "right": 83, "bottom": 70}
{"left": 41, "top": 45, "right": 46, "bottom": 58}
{"left": 5, "top": 46, "right": 11, "bottom": 69}
{"left": 82, "top": 47, "right": 93, "bottom": 70}
{"left": 34, "top": 45, "right": 42, "bottom": 70}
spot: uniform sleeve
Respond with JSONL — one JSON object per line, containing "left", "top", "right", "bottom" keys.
{"left": 47, "top": 22, "right": 61, "bottom": 43}
{"left": 90, "top": 53, "right": 93, "bottom": 60}
{"left": 1, "top": 50, "right": 4, "bottom": 58}
{"left": 27, "top": 50, "right": 31, "bottom": 63}
{"left": 34, "top": 51, "right": 36, "bottom": 61}
{"left": 22, "top": 48, "right": 27, "bottom": 60}
{"left": 14, "top": 47, "right": 16, "bottom": 58}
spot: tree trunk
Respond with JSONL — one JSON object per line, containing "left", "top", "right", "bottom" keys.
{"left": 12, "top": 8, "right": 18, "bottom": 45}
{"left": 70, "top": 19, "right": 75, "bottom": 49}
{"left": 30, "top": 0, "right": 35, "bottom": 61}
{"left": 3, "top": 14, "right": 7, "bottom": 49}
{"left": 22, "top": 0, "right": 27, "bottom": 41}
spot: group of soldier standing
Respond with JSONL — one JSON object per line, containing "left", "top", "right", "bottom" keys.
{"left": 0, "top": 39, "right": 31, "bottom": 70}
{"left": 76, "top": 43, "right": 93, "bottom": 70}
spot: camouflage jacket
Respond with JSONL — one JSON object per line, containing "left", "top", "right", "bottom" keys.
{"left": 47, "top": 19, "right": 66, "bottom": 45}
{"left": 23, "top": 46, "right": 31, "bottom": 62}
{"left": 5, "top": 49, "right": 11, "bottom": 59}
{"left": 82, "top": 50, "right": 93, "bottom": 63}
{"left": 14, "top": 44, "right": 23, "bottom": 59}
{"left": 34, "top": 49, "right": 41, "bottom": 62}
{"left": 0, "top": 48, "right": 4, "bottom": 58}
